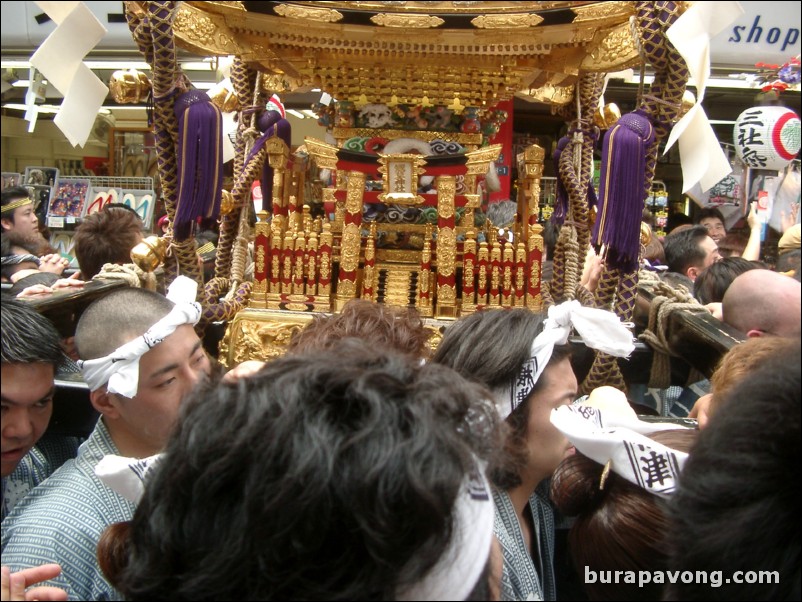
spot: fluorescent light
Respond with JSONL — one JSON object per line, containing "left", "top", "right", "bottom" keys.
{"left": 302, "top": 110, "right": 319, "bottom": 119}
{"left": 2, "top": 103, "right": 60, "bottom": 114}
{"left": 192, "top": 81, "right": 218, "bottom": 90}
{"left": 1, "top": 60, "right": 31, "bottom": 69}
{"left": 181, "top": 61, "right": 217, "bottom": 71}
{"left": 84, "top": 61, "right": 151, "bottom": 70}
{"left": 286, "top": 109, "right": 306, "bottom": 119}
{"left": 11, "top": 80, "right": 30, "bottom": 88}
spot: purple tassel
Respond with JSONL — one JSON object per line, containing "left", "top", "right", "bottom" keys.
{"left": 592, "top": 110, "right": 655, "bottom": 272}
{"left": 173, "top": 90, "right": 223, "bottom": 240}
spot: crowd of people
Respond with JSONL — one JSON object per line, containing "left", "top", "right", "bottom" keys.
{"left": 1, "top": 182, "right": 800, "bottom": 601}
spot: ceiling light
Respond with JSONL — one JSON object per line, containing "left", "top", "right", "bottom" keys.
{"left": 286, "top": 109, "right": 306, "bottom": 119}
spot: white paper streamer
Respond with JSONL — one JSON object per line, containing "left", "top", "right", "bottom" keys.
{"left": 30, "top": 1, "right": 108, "bottom": 147}
{"left": 664, "top": 1, "right": 745, "bottom": 193}
{"left": 551, "top": 405, "right": 691, "bottom": 498}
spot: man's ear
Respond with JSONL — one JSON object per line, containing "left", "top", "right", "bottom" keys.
{"left": 686, "top": 266, "right": 700, "bottom": 282}
{"left": 90, "top": 387, "right": 122, "bottom": 419}
{"left": 1, "top": 217, "right": 13, "bottom": 231}
{"left": 746, "top": 329, "right": 765, "bottom": 338}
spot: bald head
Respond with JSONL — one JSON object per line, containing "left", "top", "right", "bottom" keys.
{"left": 722, "top": 270, "right": 801, "bottom": 338}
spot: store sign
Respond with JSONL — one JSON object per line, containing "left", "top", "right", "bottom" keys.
{"left": 711, "top": 1, "right": 800, "bottom": 67}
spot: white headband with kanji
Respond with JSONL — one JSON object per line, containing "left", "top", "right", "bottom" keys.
{"left": 551, "top": 404, "right": 691, "bottom": 498}
{"left": 495, "top": 300, "right": 635, "bottom": 419}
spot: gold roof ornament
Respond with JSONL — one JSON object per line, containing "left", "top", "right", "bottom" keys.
{"left": 175, "top": 1, "right": 641, "bottom": 108}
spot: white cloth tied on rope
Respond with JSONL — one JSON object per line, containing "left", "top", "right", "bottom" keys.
{"left": 77, "top": 276, "right": 201, "bottom": 397}
{"left": 496, "top": 300, "right": 635, "bottom": 419}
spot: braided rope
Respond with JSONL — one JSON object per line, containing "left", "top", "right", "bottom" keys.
{"left": 215, "top": 60, "right": 256, "bottom": 279}
{"left": 198, "top": 277, "right": 253, "bottom": 331}
{"left": 92, "top": 262, "right": 156, "bottom": 290}
{"left": 551, "top": 73, "right": 604, "bottom": 304}
{"left": 145, "top": 2, "right": 201, "bottom": 286}
{"left": 638, "top": 281, "right": 706, "bottom": 388}
{"left": 550, "top": 224, "right": 570, "bottom": 301}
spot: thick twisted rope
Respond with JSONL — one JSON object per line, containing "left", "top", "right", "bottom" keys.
{"left": 92, "top": 262, "right": 156, "bottom": 290}
{"left": 142, "top": 2, "right": 201, "bottom": 286}
{"left": 581, "top": 2, "right": 690, "bottom": 393}
{"left": 215, "top": 59, "right": 257, "bottom": 279}
{"left": 638, "top": 281, "right": 705, "bottom": 389}
{"left": 551, "top": 73, "right": 604, "bottom": 303}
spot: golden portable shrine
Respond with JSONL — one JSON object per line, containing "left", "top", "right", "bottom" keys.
{"left": 114, "top": 1, "right": 730, "bottom": 392}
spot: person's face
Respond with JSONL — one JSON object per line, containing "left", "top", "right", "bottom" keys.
{"left": 110, "top": 324, "right": 211, "bottom": 454}
{"left": 1, "top": 363, "right": 55, "bottom": 477}
{"left": 1, "top": 202, "right": 39, "bottom": 239}
{"left": 524, "top": 357, "right": 578, "bottom": 480}
{"left": 688, "top": 235, "right": 721, "bottom": 281}
{"left": 700, "top": 217, "right": 726, "bottom": 243}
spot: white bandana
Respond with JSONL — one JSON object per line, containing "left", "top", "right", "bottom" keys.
{"left": 95, "top": 453, "right": 163, "bottom": 503}
{"left": 397, "top": 461, "right": 495, "bottom": 601}
{"left": 77, "top": 276, "right": 201, "bottom": 397}
{"left": 496, "top": 300, "right": 635, "bottom": 419}
{"left": 551, "top": 404, "right": 691, "bottom": 498}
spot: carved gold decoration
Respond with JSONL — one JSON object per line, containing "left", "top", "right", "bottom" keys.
{"left": 436, "top": 176, "right": 456, "bottom": 220}
{"left": 332, "top": 128, "right": 481, "bottom": 148}
{"left": 471, "top": 13, "right": 544, "bottom": 29}
{"left": 465, "top": 145, "right": 502, "bottom": 176}
{"left": 438, "top": 283, "right": 456, "bottom": 305}
{"left": 219, "top": 189, "right": 236, "bottom": 216}
{"left": 266, "top": 136, "right": 290, "bottom": 169}
{"left": 304, "top": 138, "right": 340, "bottom": 170}
{"left": 109, "top": 69, "right": 150, "bottom": 104}
{"left": 582, "top": 22, "right": 640, "bottom": 71}
{"left": 341, "top": 222, "right": 361, "bottom": 273}
{"left": 335, "top": 280, "right": 357, "bottom": 308}
{"left": 256, "top": 244, "right": 266, "bottom": 274}
{"left": 273, "top": 4, "right": 344, "bottom": 23}
{"left": 173, "top": 3, "right": 237, "bottom": 55}
{"left": 371, "top": 13, "right": 444, "bottom": 28}
{"left": 437, "top": 227, "right": 457, "bottom": 278}
{"left": 572, "top": 2, "right": 633, "bottom": 22}
{"left": 345, "top": 172, "right": 367, "bottom": 215}
{"left": 224, "top": 309, "right": 314, "bottom": 366}
{"left": 517, "top": 83, "right": 576, "bottom": 106}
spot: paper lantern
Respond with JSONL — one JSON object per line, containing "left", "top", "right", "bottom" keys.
{"left": 734, "top": 106, "right": 800, "bottom": 170}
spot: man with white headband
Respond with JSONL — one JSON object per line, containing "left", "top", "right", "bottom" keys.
{"left": 433, "top": 301, "right": 634, "bottom": 601}
{"left": 1, "top": 277, "right": 211, "bottom": 601}
{"left": 94, "top": 340, "right": 504, "bottom": 601}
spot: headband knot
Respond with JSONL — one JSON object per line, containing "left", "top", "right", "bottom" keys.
{"left": 77, "top": 276, "right": 201, "bottom": 397}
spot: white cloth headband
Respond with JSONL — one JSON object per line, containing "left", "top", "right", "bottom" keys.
{"left": 77, "top": 276, "right": 201, "bottom": 397}
{"left": 397, "top": 461, "right": 495, "bottom": 601}
{"left": 496, "top": 300, "right": 635, "bottom": 419}
{"left": 95, "top": 453, "right": 162, "bottom": 503}
{"left": 551, "top": 404, "right": 691, "bottom": 498}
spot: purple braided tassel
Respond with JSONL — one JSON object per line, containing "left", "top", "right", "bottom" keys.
{"left": 173, "top": 89, "right": 223, "bottom": 240}
{"left": 592, "top": 110, "right": 655, "bottom": 272}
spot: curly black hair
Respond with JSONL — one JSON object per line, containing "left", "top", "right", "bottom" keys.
{"left": 105, "top": 339, "right": 503, "bottom": 600}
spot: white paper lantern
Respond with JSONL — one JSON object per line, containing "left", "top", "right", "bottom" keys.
{"left": 733, "top": 106, "right": 801, "bottom": 170}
